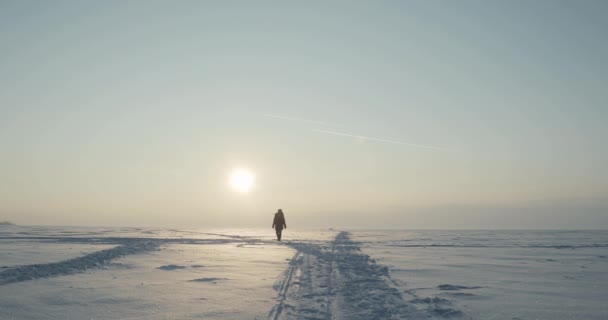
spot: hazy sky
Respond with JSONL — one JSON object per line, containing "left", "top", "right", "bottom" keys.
{"left": 1, "top": 1, "right": 607, "bottom": 229}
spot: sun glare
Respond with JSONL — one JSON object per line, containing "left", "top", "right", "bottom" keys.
{"left": 230, "top": 169, "right": 254, "bottom": 193}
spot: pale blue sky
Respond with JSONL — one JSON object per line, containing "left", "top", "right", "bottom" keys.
{"left": 1, "top": 1, "right": 606, "bottom": 228}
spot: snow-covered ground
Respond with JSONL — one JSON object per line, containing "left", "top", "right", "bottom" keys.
{"left": 352, "top": 230, "right": 608, "bottom": 320}
{"left": 1, "top": 226, "right": 607, "bottom": 319}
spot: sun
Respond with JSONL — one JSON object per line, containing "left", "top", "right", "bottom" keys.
{"left": 229, "top": 169, "right": 254, "bottom": 193}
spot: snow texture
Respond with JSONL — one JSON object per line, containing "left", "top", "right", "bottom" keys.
{"left": 269, "top": 232, "right": 442, "bottom": 319}
{"left": 1, "top": 226, "right": 607, "bottom": 319}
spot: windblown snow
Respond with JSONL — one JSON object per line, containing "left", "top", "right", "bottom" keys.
{"left": 1, "top": 226, "right": 607, "bottom": 319}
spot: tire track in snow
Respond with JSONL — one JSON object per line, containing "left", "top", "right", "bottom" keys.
{"left": 270, "top": 240, "right": 334, "bottom": 320}
{"left": 270, "top": 232, "right": 451, "bottom": 320}
{"left": 269, "top": 251, "right": 301, "bottom": 320}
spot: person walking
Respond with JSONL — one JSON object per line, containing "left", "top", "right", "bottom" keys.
{"left": 272, "top": 209, "right": 287, "bottom": 241}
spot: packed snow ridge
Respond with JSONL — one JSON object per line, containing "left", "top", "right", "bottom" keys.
{"left": 0, "top": 235, "right": 245, "bottom": 286}
{"left": 0, "top": 239, "right": 160, "bottom": 285}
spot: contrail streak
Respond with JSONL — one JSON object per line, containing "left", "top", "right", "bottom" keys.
{"left": 264, "top": 114, "right": 344, "bottom": 127}
{"left": 313, "top": 129, "right": 445, "bottom": 150}
{"left": 264, "top": 114, "right": 446, "bottom": 150}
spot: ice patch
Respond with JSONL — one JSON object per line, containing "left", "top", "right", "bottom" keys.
{"left": 157, "top": 264, "right": 187, "bottom": 270}
{"left": 190, "top": 277, "right": 228, "bottom": 282}
{"left": 444, "top": 292, "right": 477, "bottom": 297}
{"left": 438, "top": 284, "right": 482, "bottom": 291}
{"left": 410, "top": 297, "right": 451, "bottom": 304}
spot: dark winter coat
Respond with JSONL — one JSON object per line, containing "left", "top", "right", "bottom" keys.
{"left": 272, "top": 213, "right": 286, "bottom": 230}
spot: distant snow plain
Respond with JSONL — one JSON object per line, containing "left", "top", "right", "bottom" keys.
{"left": 1, "top": 226, "right": 607, "bottom": 319}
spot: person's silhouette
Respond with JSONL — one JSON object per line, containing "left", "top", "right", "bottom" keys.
{"left": 272, "top": 209, "right": 287, "bottom": 241}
